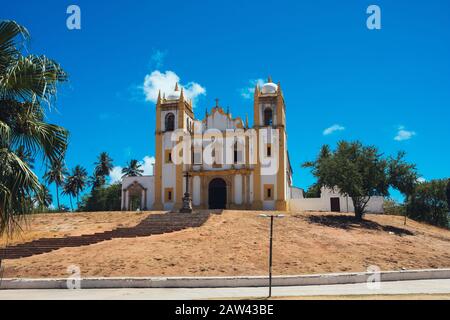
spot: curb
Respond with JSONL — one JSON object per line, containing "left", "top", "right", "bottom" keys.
{"left": 1, "top": 268, "right": 450, "bottom": 290}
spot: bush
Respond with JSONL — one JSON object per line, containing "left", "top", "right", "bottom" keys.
{"left": 406, "top": 179, "right": 449, "bottom": 228}
{"left": 383, "top": 199, "right": 406, "bottom": 216}
{"left": 79, "top": 183, "right": 122, "bottom": 212}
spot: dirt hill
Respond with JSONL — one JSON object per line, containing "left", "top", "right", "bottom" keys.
{"left": 2, "top": 210, "right": 450, "bottom": 278}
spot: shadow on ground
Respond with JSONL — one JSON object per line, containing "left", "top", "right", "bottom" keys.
{"left": 302, "top": 214, "right": 414, "bottom": 236}
{"left": 0, "top": 211, "right": 211, "bottom": 260}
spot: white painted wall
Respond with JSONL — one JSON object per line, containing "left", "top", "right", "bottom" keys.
{"left": 290, "top": 187, "right": 304, "bottom": 199}
{"left": 289, "top": 187, "right": 384, "bottom": 213}
{"left": 122, "top": 176, "right": 155, "bottom": 209}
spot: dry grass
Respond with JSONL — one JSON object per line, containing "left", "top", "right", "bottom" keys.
{"left": 2, "top": 210, "right": 450, "bottom": 278}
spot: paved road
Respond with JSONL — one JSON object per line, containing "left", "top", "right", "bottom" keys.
{"left": 0, "top": 279, "right": 449, "bottom": 300}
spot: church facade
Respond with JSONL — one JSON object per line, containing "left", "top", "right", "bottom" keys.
{"left": 121, "top": 77, "right": 293, "bottom": 211}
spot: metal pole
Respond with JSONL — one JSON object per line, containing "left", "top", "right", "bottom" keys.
{"left": 269, "top": 215, "right": 274, "bottom": 298}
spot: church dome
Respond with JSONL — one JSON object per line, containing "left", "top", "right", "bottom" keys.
{"left": 166, "top": 90, "right": 181, "bottom": 100}
{"left": 166, "top": 83, "right": 182, "bottom": 100}
{"left": 261, "top": 82, "right": 278, "bottom": 94}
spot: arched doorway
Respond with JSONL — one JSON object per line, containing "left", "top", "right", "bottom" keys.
{"left": 208, "top": 178, "right": 227, "bottom": 209}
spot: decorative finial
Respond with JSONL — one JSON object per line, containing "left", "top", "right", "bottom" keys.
{"left": 179, "top": 87, "right": 184, "bottom": 101}
{"left": 254, "top": 83, "right": 260, "bottom": 96}
{"left": 174, "top": 82, "right": 179, "bottom": 91}
{"left": 226, "top": 106, "right": 230, "bottom": 115}
{"left": 268, "top": 76, "right": 273, "bottom": 83}
{"left": 245, "top": 114, "right": 249, "bottom": 128}
{"left": 215, "top": 98, "right": 219, "bottom": 108}
{"left": 157, "top": 90, "right": 161, "bottom": 103}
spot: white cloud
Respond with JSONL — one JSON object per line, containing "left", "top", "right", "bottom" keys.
{"left": 394, "top": 126, "right": 416, "bottom": 141}
{"left": 109, "top": 166, "right": 123, "bottom": 184}
{"left": 142, "top": 70, "right": 206, "bottom": 107}
{"left": 240, "top": 79, "right": 265, "bottom": 99}
{"left": 109, "top": 155, "right": 156, "bottom": 184}
{"left": 417, "top": 177, "right": 426, "bottom": 183}
{"left": 323, "top": 124, "right": 345, "bottom": 136}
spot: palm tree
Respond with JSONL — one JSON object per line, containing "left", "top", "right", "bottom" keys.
{"left": 70, "top": 165, "right": 88, "bottom": 207}
{"left": 33, "top": 185, "right": 53, "bottom": 212}
{"left": 94, "top": 152, "right": 113, "bottom": 178}
{"left": 62, "top": 177, "right": 76, "bottom": 212}
{"left": 0, "top": 20, "right": 68, "bottom": 234}
{"left": 43, "top": 159, "right": 68, "bottom": 211}
{"left": 121, "top": 159, "right": 144, "bottom": 178}
{"left": 90, "top": 152, "right": 113, "bottom": 190}
{"left": 15, "top": 146, "right": 35, "bottom": 170}
{"left": 89, "top": 174, "right": 106, "bottom": 190}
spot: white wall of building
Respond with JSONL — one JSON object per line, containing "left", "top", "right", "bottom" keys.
{"left": 121, "top": 176, "right": 155, "bottom": 210}
{"left": 289, "top": 187, "right": 384, "bottom": 213}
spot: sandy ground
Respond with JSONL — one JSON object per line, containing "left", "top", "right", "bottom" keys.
{"left": 0, "top": 211, "right": 158, "bottom": 246}
{"left": 2, "top": 210, "right": 450, "bottom": 278}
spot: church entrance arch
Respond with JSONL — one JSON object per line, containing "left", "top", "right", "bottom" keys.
{"left": 208, "top": 178, "right": 227, "bottom": 209}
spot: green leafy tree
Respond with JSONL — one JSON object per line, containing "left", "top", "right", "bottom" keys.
{"left": 79, "top": 183, "right": 122, "bottom": 212}
{"left": 121, "top": 159, "right": 143, "bottom": 178}
{"left": 407, "top": 179, "right": 449, "bottom": 228}
{"left": 388, "top": 151, "right": 418, "bottom": 224}
{"left": 303, "top": 141, "right": 415, "bottom": 220}
{"left": 304, "top": 183, "right": 321, "bottom": 198}
{"left": 446, "top": 179, "right": 450, "bottom": 211}
{"left": 43, "top": 159, "right": 68, "bottom": 211}
{"left": 0, "top": 21, "right": 68, "bottom": 233}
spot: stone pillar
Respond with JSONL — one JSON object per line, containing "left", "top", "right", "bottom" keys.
{"left": 124, "top": 190, "right": 129, "bottom": 211}
{"left": 141, "top": 189, "right": 146, "bottom": 210}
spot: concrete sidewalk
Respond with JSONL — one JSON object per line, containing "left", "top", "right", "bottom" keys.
{"left": 0, "top": 279, "right": 449, "bottom": 300}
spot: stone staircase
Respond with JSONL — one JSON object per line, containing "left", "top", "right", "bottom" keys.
{"left": 0, "top": 211, "right": 212, "bottom": 260}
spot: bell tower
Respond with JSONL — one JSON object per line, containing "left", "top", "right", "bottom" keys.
{"left": 153, "top": 83, "right": 195, "bottom": 211}
{"left": 252, "top": 77, "right": 288, "bottom": 211}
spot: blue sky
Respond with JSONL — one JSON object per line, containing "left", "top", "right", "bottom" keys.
{"left": 4, "top": 0, "right": 450, "bottom": 206}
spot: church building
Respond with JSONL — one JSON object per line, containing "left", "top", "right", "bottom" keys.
{"left": 121, "top": 77, "right": 293, "bottom": 211}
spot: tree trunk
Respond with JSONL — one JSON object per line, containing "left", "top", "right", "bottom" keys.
{"left": 55, "top": 184, "right": 60, "bottom": 211}
{"left": 352, "top": 197, "right": 365, "bottom": 220}
{"left": 69, "top": 196, "right": 73, "bottom": 212}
